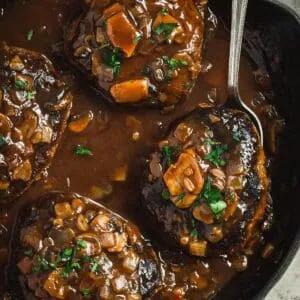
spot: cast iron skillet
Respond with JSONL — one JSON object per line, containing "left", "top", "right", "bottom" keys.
{"left": 210, "top": 0, "right": 300, "bottom": 298}
{"left": 1, "top": 0, "right": 299, "bottom": 299}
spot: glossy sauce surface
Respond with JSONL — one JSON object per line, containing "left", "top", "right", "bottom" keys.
{"left": 0, "top": 0, "right": 280, "bottom": 298}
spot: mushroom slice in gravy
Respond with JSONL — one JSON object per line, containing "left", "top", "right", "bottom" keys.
{"left": 10, "top": 192, "right": 160, "bottom": 299}
{"left": 0, "top": 43, "right": 72, "bottom": 201}
{"left": 141, "top": 108, "right": 272, "bottom": 257}
{"left": 64, "top": 0, "right": 205, "bottom": 106}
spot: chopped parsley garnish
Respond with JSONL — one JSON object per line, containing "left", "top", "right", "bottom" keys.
{"left": 162, "top": 188, "right": 170, "bottom": 200}
{"left": 37, "top": 256, "right": 51, "bottom": 271}
{"left": 27, "top": 90, "right": 36, "bottom": 100}
{"left": 160, "top": 8, "right": 169, "bottom": 15}
{"left": 82, "top": 255, "right": 92, "bottom": 263}
{"left": 200, "top": 176, "right": 227, "bottom": 217}
{"left": 162, "top": 56, "right": 188, "bottom": 81}
{"left": 133, "top": 34, "right": 142, "bottom": 43}
{"left": 232, "top": 132, "right": 240, "bottom": 142}
{"left": 154, "top": 23, "right": 178, "bottom": 36}
{"left": 175, "top": 192, "right": 186, "bottom": 203}
{"left": 15, "top": 79, "right": 27, "bottom": 90}
{"left": 190, "top": 228, "right": 198, "bottom": 238}
{"left": 81, "top": 289, "right": 90, "bottom": 297}
{"left": 90, "top": 258, "right": 100, "bottom": 274}
{"left": 204, "top": 143, "right": 228, "bottom": 167}
{"left": 74, "top": 145, "right": 93, "bottom": 156}
{"left": 61, "top": 248, "right": 73, "bottom": 260}
{"left": 190, "top": 218, "right": 198, "bottom": 238}
{"left": 27, "top": 29, "right": 34, "bottom": 41}
{"left": 24, "top": 249, "right": 34, "bottom": 257}
{"left": 76, "top": 239, "right": 87, "bottom": 249}
{"left": 162, "top": 144, "right": 180, "bottom": 165}
{"left": 32, "top": 265, "right": 40, "bottom": 273}
{"left": 0, "top": 135, "right": 6, "bottom": 147}
{"left": 101, "top": 47, "right": 122, "bottom": 77}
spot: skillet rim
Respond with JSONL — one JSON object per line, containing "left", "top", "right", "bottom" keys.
{"left": 251, "top": 0, "right": 300, "bottom": 298}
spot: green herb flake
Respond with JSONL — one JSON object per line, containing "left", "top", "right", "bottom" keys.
{"left": 61, "top": 248, "right": 73, "bottom": 260}
{"left": 210, "top": 200, "right": 227, "bottom": 215}
{"left": 162, "top": 56, "right": 188, "bottom": 81}
{"left": 101, "top": 47, "right": 122, "bottom": 78}
{"left": 37, "top": 256, "right": 50, "bottom": 271}
{"left": 133, "top": 34, "right": 142, "bottom": 43}
{"left": 15, "top": 79, "right": 27, "bottom": 90}
{"left": 27, "top": 90, "right": 36, "bottom": 100}
{"left": 74, "top": 145, "right": 93, "bottom": 157}
{"left": 160, "top": 8, "right": 169, "bottom": 15}
{"left": 81, "top": 289, "right": 90, "bottom": 297}
{"left": 190, "top": 228, "right": 198, "bottom": 238}
{"left": 154, "top": 23, "right": 179, "bottom": 36}
{"left": 0, "top": 135, "right": 7, "bottom": 147}
{"left": 200, "top": 176, "right": 227, "bottom": 217}
{"left": 24, "top": 249, "right": 34, "bottom": 257}
{"left": 76, "top": 239, "right": 87, "bottom": 249}
{"left": 204, "top": 144, "right": 228, "bottom": 167}
{"left": 27, "top": 29, "right": 34, "bottom": 41}
{"left": 162, "top": 189, "right": 170, "bottom": 200}
{"left": 90, "top": 259, "right": 100, "bottom": 274}
{"left": 162, "top": 144, "right": 180, "bottom": 166}
{"left": 82, "top": 255, "right": 91, "bottom": 263}
{"left": 32, "top": 265, "right": 40, "bottom": 273}
{"left": 175, "top": 192, "right": 185, "bottom": 203}
{"left": 232, "top": 132, "right": 240, "bottom": 142}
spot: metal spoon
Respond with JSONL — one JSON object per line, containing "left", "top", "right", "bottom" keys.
{"left": 228, "top": 0, "right": 264, "bottom": 145}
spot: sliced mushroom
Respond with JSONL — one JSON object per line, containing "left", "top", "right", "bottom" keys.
{"left": 31, "top": 126, "right": 53, "bottom": 144}
{"left": 163, "top": 151, "right": 204, "bottom": 208}
{"left": 193, "top": 204, "right": 214, "bottom": 224}
{"left": 9, "top": 55, "right": 25, "bottom": 71}
{"left": 11, "top": 159, "right": 32, "bottom": 181}
{"left": 0, "top": 113, "right": 13, "bottom": 135}
{"left": 43, "top": 270, "right": 69, "bottom": 299}
{"left": 76, "top": 233, "right": 102, "bottom": 256}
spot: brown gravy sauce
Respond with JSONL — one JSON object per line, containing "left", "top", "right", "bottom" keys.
{"left": 0, "top": 0, "right": 280, "bottom": 298}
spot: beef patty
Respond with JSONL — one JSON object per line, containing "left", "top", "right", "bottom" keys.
{"left": 141, "top": 107, "right": 272, "bottom": 257}
{"left": 64, "top": 0, "right": 205, "bottom": 106}
{"left": 0, "top": 43, "right": 72, "bottom": 201}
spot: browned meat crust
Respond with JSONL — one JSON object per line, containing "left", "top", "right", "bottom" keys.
{"left": 0, "top": 43, "right": 72, "bottom": 201}
{"left": 64, "top": 0, "right": 205, "bottom": 107}
{"left": 141, "top": 107, "right": 272, "bottom": 257}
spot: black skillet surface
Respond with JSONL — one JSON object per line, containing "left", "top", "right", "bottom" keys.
{"left": 210, "top": 0, "right": 300, "bottom": 298}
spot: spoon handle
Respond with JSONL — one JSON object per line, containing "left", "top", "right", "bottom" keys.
{"left": 228, "top": 0, "right": 264, "bottom": 145}
{"left": 228, "top": 0, "right": 248, "bottom": 95}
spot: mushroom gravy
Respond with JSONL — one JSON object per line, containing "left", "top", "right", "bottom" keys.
{"left": 0, "top": 0, "right": 284, "bottom": 299}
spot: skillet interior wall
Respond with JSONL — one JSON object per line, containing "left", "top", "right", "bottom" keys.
{"left": 210, "top": 0, "right": 300, "bottom": 298}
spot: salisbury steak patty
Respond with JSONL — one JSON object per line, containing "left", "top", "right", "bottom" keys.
{"left": 10, "top": 192, "right": 160, "bottom": 299}
{"left": 0, "top": 43, "right": 72, "bottom": 201}
{"left": 141, "top": 108, "right": 272, "bottom": 257}
{"left": 64, "top": 0, "right": 206, "bottom": 106}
